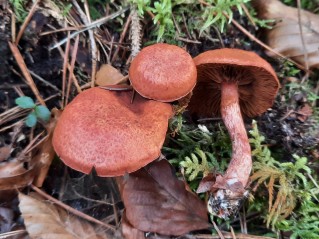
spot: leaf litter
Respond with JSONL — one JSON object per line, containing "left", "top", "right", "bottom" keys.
{"left": 118, "top": 159, "right": 211, "bottom": 236}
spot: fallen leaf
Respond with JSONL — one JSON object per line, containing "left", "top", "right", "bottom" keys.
{"left": 121, "top": 210, "right": 145, "bottom": 239}
{"left": 0, "top": 146, "right": 11, "bottom": 162}
{"left": 0, "top": 159, "right": 37, "bottom": 190}
{"left": 120, "top": 160, "right": 210, "bottom": 236}
{"left": 96, "top": 64, "right": 127, "bottom": 86}
{"left": 0, "top": 207, "right": 14, "bottom": 233}
{"left": 196, "top": 173, "right": 216, "bottom": 194}
{"left": 253, "top": 0, "right": 319, "bottom": 68}
{"left": 296, "top": 104, "right": 313, "bottom": 122}
{"left": 19, "top": 192, "right": 110, "bottom": 239}
{"left": 33, "top": 108, "right": 61, "bottom": 187}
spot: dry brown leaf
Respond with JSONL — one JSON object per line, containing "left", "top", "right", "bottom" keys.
{"left": 33, "top": 108, "right": 61, "bottom": 187}
{"left": 121, "top": 210, "right": 145, "bottom": 239}
{"left": 95, "top": 64, "right": 127, "bottom": 86}
{"left": 120, "top": 160, "right": 211, "bottom": 236}
{"left": 253, "top": 0, "right": 319, "bottom": 68}
{"left": 0, "top": 207, "right": 14, "bottom": 233}
{"left": 0, "top": 159, "right": 37, "bottom": 190}
{"left": 19, "top": 192, "right": 110, "bottom": 239}
{"left": 296, "top": 104, "right": 313, "bottom": 122}
{"left": 0, "top": 146, "right": 11, "bottom": 162}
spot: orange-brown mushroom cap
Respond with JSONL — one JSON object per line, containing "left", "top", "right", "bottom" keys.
{"left": 188, "top": 48, "right": 280, "bottom": 118}
{"left": 52, "top": 87, "right": 173, "bottom": 177}
{"left": 129, "top": 43, "right": 197, "bottom": 102}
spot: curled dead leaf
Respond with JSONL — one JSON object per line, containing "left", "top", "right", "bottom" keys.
{"left": 96, "top": 64, "right": 128, "bottom": 86}
{"left": 0, "top": 160, "right": 37, "bottom": 190}
{"left": 253, "top": 0, "right": 319, "bottom": 69}
{"left": 18, "top": 192, "right": 111, "bottom": 239}
{"left": 0, "top": 146, "right": 11, "bottom": 162}
{"left": 119, "top": 160, "right": 211, "bottom": 236}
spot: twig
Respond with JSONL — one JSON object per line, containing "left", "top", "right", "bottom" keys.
{"left": 230, "top": 226, "right": 237, "bottom": 239}
{"left": 177, "top": 37, "right": 202, "bottom": 44}
{"left": 15, "top": 0, "right": 41, "bottom": 45}
{"left": 297, "top": 0, "right": 309, "bottom": 83}
{"left": 8, "top": 42, "right": 46, "bottom": 106}
{"left": 62, "top": 29, "right": 71, "bottom": 108}
{"left": 130, "top": 5, "right": 142, "bottom": 59}
{"left": 111, "top": 14, "right": 132, "bottom": 63}
{"left": 56, "top": 44, "right": 82, "bottom": 95}
{"left": 212, "top": 221, "right": 225, "bottom": 239}
{"left": 10, "top": 9, "right": 16, "bottom": 42}
{"left": 29, "top": 70, "right": 61, "bottom": 93}
{"left": 50, "top": 7, "right": 128, "bottom": 50}
{"left": 240, "top": 3, "right": 256, "bottom": 29}
{"left": 0, "top": 230, "right": 27, "bottom": 239}
{"left": 226, "top": 14, "right": 307, "bottom": 71}
{"left": 72, "top": 0, "right": 97, "bottom": 87}
{"left": 196, "top": 233, "right": 274, "bottom": 239}
{"left": 65, "top": 35, "right": 80, "bottom": 107}
{"left": 30, "top": 185, "right": 116, "bottom": 231}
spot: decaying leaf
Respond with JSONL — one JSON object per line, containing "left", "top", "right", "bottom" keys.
{"left": 196, "top": 173, "right": 216, "bottom": 194}
{"left": 296, "top": 104, "right": 313, "bottom": 122}
{"left": 19, "top": 192, "right": 110, "bottom": 239}
{"left": 253, "top": 0, "right": 319, "bottom": 68}
{"left": 33, "top": 108, "right": 61, "bottom": 187}
{"left": 0, "top": 159, "right": 37, "bottom": 190}
{"left": 0, "top": 146, "right": 11, "bottom": 162}
{"left": 119, "top": 160, "right": 210, "bottom": 236}
{"left": 0, "top": 109, "right": 60, "bottom": 190}
{"left": 95, "top": 64, "right": 127, "bottom": 86}
{"left": 0, "top": 207, "right": 14, "bottom": 233}
{"left": 121, "top": 210, "right": 145, "bottom": 239}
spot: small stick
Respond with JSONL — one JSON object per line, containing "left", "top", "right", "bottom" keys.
{"left": 30, "top": 185, "right": 116, "bottom": 231}
{"left": 227, "top": 14, "right": 307, "bottom": 71}
{"left": 29, "top": 70, "right": 61, "bottom": 92}
{"left": 65, "top": 35, "right": 80, "bottom": 106}
{"left": 240, "top": 3, "right": 257, "bottom": 29}
{"left": 10, "top": 9, "right": 16, "bottom": 42}
{"left": 212, "top": 221, "right": 225, "bottom": 239}
{"left": 8, "top": 42, "right": 46, "bottom": 106}
{"left": 56, "top": 45, "right": 82, "bottom": 94}
{"left": 50, "top": 7, "right": 128, "bottom": 50}
{"left": 15, "top": 0, "right": 41, "bottom": 45}
{"left": 297, "top": 0, "right": 309, "bottom": 83}
{"left": 62, "top": 30, "right": 71, "bottom": 108}
{"left": 111, "top": 14, "right": 132, "bottom": 63}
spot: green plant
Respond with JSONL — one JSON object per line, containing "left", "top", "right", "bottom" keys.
{"left": 15, "top": 96, "right": 51, "bottom": 127}
{"left": 10, "top": 0, "right": 28, "bottom": 22}
{"left": 180, "top": 148, "right": 213, "bottom": 180}
{"left": 129, "top": 0, "right": 174, "bottom": 42}
{"left": 249, "top": 120, "right": 317, "bottom": 230}
{"left": 164, "top": 116, "right": 230, "bottom": 188}
{"left": 200, "top": 0, "right": 250, "bottom": 33}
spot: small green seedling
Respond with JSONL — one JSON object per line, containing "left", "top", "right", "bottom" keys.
{"left": 15, "top": 96, "right": 51, "bottom": 127}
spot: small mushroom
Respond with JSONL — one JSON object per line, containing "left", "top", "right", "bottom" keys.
{"left": 129, "top": 43, "right": 197, "bottom": 102}
{"left": 188, "top": 48, "right": 280, "bottom": 217}
{"left": 52, "top": 87, "right": 173, "bottom": 177}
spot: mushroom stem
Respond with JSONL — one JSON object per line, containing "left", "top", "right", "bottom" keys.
{"left": 213, "top": 82, "right": 252, "bottom": 193}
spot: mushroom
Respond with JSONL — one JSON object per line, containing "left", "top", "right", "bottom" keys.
{"left": 52, "top": 87, "right": 173, "bottom": 177}
{"left": 188, "top": 48, "right": 280, "bottom": 217}
{"left": 129, "top": 43, "right": 197, "bottom": 102}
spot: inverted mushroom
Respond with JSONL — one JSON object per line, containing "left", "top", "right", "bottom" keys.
{"left": 129, "top": 43, "right": 197, "bottom": 102}
{"left": 188, "top": 48, "right": 280, "bottom": 217}
{"left": 52, "top": 87, "right": 173, "bottom": 177}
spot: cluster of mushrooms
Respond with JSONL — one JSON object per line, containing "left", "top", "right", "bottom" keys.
{"left": 52, "top": 43, "right": 280, "bottom": 218}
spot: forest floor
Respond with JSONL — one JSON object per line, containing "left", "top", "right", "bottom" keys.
{"left": 0, "top": 0, "right": 319, "bottom": 238}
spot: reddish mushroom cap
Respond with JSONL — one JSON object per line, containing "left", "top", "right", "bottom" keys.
{"left": 188, "top": 48, "right": 280, "bottom": 117}
{"left": 52, "top": 87, "right": 173, "bottom": 177}
{"left": 129, "top": 43, "right": 197, "bottom": 102}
